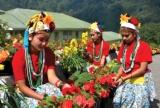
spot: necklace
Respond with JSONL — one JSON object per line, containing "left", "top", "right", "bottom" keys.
{"left": 93, "top": 41, "right": 103, "bottom": 62}
{"left": 122, "top": 39, "right": 140, "bottom": 73}
{"left": 25, "top": 48, "right": 45, "bottom": 89}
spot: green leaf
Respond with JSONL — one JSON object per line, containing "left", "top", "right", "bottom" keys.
{"left": 69, "top": 71, "right": 81, "bottom": 81}
{"left": 74, "top": 72, "right": 92, "bottom": 86}
{"left": 81, "top": 91, "right": 91, "bottom": 99}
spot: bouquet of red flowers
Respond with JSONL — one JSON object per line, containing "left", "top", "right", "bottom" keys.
{"left": 38, "top": 84, "right": 96, "bottom": 108}
{"left": 38, "top": 63, "right": 118, "bottom": 108}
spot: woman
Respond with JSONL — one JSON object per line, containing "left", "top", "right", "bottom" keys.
{"left": 113, "top": 14, "right": 156, "bottom": 108}
{"left": 12, "top": 12, "right": 69, "bottom": 107}
{"left": 84, "top": 22, "right": 111, "bottom": 108}
{"left": 85, "top": 22, "right": 110, "bottom": 67}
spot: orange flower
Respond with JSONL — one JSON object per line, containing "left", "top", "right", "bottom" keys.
{"left": 0, "top": 50, "right": 9, "bottom": 63}
{"left": 43, "top": 15, "right": 53, "bottom": 26}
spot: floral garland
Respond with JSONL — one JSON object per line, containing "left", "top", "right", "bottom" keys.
{"left": 122, "top": 39, "right": 140, "bottom": 73}
{"left": 25, "top": 49, "right": 45, "bottom": 89}
{"left": 93, "top": 41, "right": 103, "bottom": 62}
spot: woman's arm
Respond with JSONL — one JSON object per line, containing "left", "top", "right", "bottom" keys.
{"left": 122, "top": 62, "right": 148, "bottom": 81}
{"left": 47, "top": 69, "right": 71, "bottom": 89}
{"left": 115, "top": 66, "right": 123, "bottom": 80}
{"left": 47, "top": 69, "right": 60, "bottom": 86}
{"left": 16, "top": 80, "right": 44, "bottom": 100}
{"left": 100, "top": 55, "right": 106, "bottom": 67}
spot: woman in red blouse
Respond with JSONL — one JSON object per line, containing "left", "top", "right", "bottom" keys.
{"left": 12, "top": 12, "right": 70, "bottom": 107}
{"left": 85, "top": 22, "right": 110, "bottom": 67}
{"left": 113, "top": 14, "right": 156, "bottom": 108}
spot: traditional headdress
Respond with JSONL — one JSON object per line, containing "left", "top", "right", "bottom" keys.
{"left": 23, "top": 12, "right": 55, "bottom": 48}
{"left": 120, "top": 13, "right": 141, "bottom": 32}
{"left": 89, "top": 22, "right": 103, "bottom": 33}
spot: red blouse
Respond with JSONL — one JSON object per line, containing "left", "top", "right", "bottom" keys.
{"left": 117, "top": 40, "right": 152, "bottom": 76}
{"left": 12, "top": 47, "right": 55, "bottom": 83}
{"left": 86, "top": 40, "right": 110, "bottom": 66}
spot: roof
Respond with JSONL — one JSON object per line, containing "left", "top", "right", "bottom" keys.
{"left": 0, "top": 8, "right": 90, "bottom": 30}
{"left": 0, "top": 10, "right": 5, "bottom": 14}
{"left": 102, "top": 31, "right": 122, "bottom": 41}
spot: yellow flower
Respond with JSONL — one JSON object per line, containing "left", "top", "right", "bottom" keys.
{"left": 120, "top": 13, "right": 130, "bottom": 24}
{"left": 82, "top": 32, "right": 88, "bottom": 40}
{"left": 70, "top": 39, "right": 78, "bottom": 48}
{"left": 0, "top": 64, "right": 4, "bottom": 70}
{"left": 71, "top": 47, "right": 78, "bottom": 54}
{"left": 63, "top": 46, "right": 71, "bottom": 56}
{"left": 110, "top": 43, "right": 118, "bottom": 50}
{"left": 81, "top": 32, "right": 88, "bottom": 46}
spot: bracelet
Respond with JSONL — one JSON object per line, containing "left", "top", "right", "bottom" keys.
{"left": 55, "top": 80, "right": 60, "bottom": 87}
{"left": 59, "top": 81, "right": 65, "bottom": 90}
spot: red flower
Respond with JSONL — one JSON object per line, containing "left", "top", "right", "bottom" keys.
{"left": 106, "top": 73, "right": 116, "bottom": 87}
{"left": 73, "top": 86, "right": 81, "bottom": 94}
{"left": 61, "top": 100, "right": 73, "bottom": 108}
{"left": 84, "top": 97, "right": 95, "bottom": 108}
{"left": 98, "top": 75, "right": 108, "bottom": 85}
{"left": 108, "top": 73, "right": 116, "bottom": 77}
{"left": 83, "top": 81, "right": 95, "bottom": 94}
{"left": 100, "top": 90, "right": 110, "bottom": 98}
{"left": 74, "top": 95, "right": 86, "bottom": 107}
{"left": 130, "top": 17, "right": 139, "bottom": 26}
{"left": 62, "top": 85, "right": 80, "bottom": 95}
{"left": 62, "top": 87, "right": 72, "bottom": 95}
{"left": 89, "top": 87, "right": 96, "bottom": 95}
{"left": 88, "top": 66, "right": 95, "bottom": 74}
{"left": 98, "top": 73, "right": 116, "bottom": 87}
{"left": 83, "top": 82, "right": 91, "bottom": 91}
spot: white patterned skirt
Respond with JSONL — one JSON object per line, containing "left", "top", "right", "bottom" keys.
{"left": 113, "top": 72, "right": 156, "bottom": 108}
{"left": 20, "top": 83, "right": 62, "bottom": 108}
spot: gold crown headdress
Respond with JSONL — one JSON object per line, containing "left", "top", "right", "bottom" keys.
{"left": 120, "top": 13, "right": 141, "bottom": 31}
{"left": 27, "top": 12, "right": 55, "bottom": 34}
{"left": 24, "top": 12, "right": 55, "bottom": 48}
{"left": 89, "top": 22, "right": 102, "bottom": 33}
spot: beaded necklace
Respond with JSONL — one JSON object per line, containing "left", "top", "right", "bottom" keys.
{"left": 122, "top": 39, "right": 140, "bottom": 73}
{"left": 93, "top": 41, "right": 103, "bottom": 62}
{"left": 25, "top": 48, "right": 45, "bottom": 89}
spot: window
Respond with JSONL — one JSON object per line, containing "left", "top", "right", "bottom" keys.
{"left": 63, "top": 31, "right": 72, "bottom": 40}
{"left": 54, "top": 32, "right": 59, "bottom": 40}
{"left": 75, "top": 31, "right": 79, "bottom": 38}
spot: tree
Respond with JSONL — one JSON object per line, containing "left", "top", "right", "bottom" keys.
{"left": 140, "top": 23, "right": 160, "bottom": 45}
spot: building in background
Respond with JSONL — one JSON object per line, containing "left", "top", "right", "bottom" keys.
{"left": 0, "top": 8, "right": 90, "bottom": 41}
{"left": 102, "top": 31, "right": 121, "bottom": 42}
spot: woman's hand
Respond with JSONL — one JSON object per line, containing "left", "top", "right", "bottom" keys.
{"left": 112, "top": 76, "right": 118, "bottom": 87}
{"left": 112, "top": 76, "right": 118, "bottom": 82}
{"left": 112, "top": 76, "right": 124, "bottom": 86}
{"left": 62, "top": 83, "right": 71, "bottom": 89}
{"left": 57, "top": 81, "right": 71, "bottom": 90}
{"left": 115, "top": 77, "right": 124, "bottom": 86}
